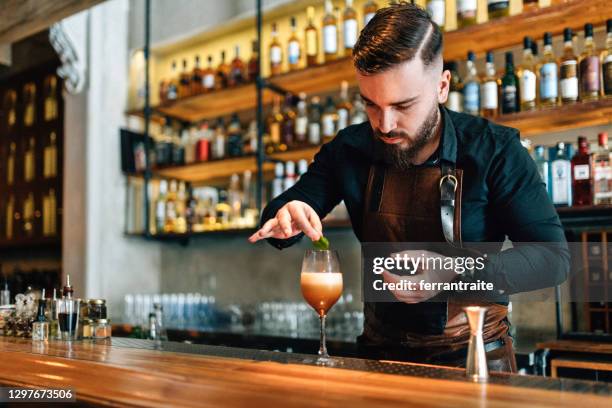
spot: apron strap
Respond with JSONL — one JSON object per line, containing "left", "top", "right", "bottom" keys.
{"left": 440, "top": 163, "right": 460, "bottom": 248}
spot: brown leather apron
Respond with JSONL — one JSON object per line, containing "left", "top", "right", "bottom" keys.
{"left": 358, "top": 163, "right": 517, "bottom": 373}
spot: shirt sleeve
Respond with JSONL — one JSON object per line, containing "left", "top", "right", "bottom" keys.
{"left": 260, "top": 138, "right": 343, "bottom": 250}
{"left": 461, "top": 130, "right": 570, "bottom": 295}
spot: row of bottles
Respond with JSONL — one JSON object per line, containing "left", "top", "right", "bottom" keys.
{"left": 2, "top": 133, "right": 59, "bottom": 185}
{"left": 432, "top": 0, "right": 540, "bottom": 30}
{"left": 1, "top": 75, "right": 59, "bottom": 130}
{"left": 151, "top": 80, "right": 365, "bottom": 168}
{"left": 531, "top": 132, "right": 611, "bottom": 207}
{"left": 2, "top": 189, "right": 59, "bottom": 240}
{"left": 445, "top": 21, "right": 612, "bottom": 117}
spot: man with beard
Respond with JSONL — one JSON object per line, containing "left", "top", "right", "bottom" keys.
{"left": 248, "top": 3, "right": 568, "bottom": 371}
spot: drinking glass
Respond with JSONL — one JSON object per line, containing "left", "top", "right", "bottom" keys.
{"left": 301, "top": 249, "right": 343, "bottom": 366}
{"left": 57, "top": 299, "right": 80, "bottom": 341}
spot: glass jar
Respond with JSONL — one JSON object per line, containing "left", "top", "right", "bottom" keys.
{"left": 88, "top": 299, "right": 107, "bottom": 319}
{"left": 0, "top": 305, "right": 15, "bottom": 336}
{"left": 92, "top": 319, "right": 111, "bottom": 339}
{"left": 80, "top": 319, "right": 94, "bottom": 340}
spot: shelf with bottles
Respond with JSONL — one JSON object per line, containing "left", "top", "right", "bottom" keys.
{"left": 133, "top": 0, "right": 612, "bottom": 125}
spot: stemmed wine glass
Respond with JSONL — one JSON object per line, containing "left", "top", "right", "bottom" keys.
{"left": 300, "top": 249, "right": 343, "bottom": 366}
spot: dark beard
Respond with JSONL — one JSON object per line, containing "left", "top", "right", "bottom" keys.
{"left": 374, "top": 104, "right": 441, "bottom": 171}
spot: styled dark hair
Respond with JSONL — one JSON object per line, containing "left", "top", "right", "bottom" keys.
{"left": 353, "top": 2, "right": 443, "bottom": 74}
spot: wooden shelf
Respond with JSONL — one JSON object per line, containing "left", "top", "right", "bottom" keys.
{"left": 496, "top": 99, "right": 612, "bottom": 137}
{"left": 154, "top": 155, "right": 258, "bottom": 183}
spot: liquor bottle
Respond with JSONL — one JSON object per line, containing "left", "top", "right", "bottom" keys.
{"left": 281, "top": 94, "right": 297, "bottom": 148}
{"left": 159, "top": 78, "right": 168, "bottom": 104}
{"left": 191, "top": 55, "right": 204, "bottom": 95}
{"left": 550, "top": 142, "right": 572, "bottom": 207}
{"left": 559, "top": 28, "right": 579, "bottom": 105}
{"left": 426, "top": 1, "right": 445, "bottom": 29}
{"left": 167, "top": 61, "right": 179, "bottom": 101}
{"left": 267, "top": 95, "right": 284, "bottom": 154}
{"left": 196, "top": 122, "right": 211, "bottom": 162}
{"left": 487, "top": 0, "right": 509, "bottom": 20}
{"left": 32, "top": 289, "right": 49, "bottom": 341}
{"left": 363, "top": 0, "right": 378, "bottom": 26}
{"left": 322, "top": 96, "right": 338, "bottom": 142}
{"left": 5, "top": 195, "right": 14, "bottom": 239}
{"left": 462, "top": 51, "right": 480, "bottom": 116}
{"left": 227, "top": 174, "right": 243, "bottom": 224}
{"left": 350, "top": 92, "right": 367, "bottom": 125}
{"left": 579, "top": 23, "right": 601, "bottom": 102}
{"left": 323, "top": 0, "right": 338, "bottom": 62}
{"left": 343, "top": 0, "right": 358, "bottom": 52}
{"left": 23, "top": 83, "right": 36, "bottom": 127}
{"left": 295, "top": 93, "right": 309, "bottom": 145}
{"left": 24, "top": 138, "right": 36, "bottom": 182}
{"left": 4, "top": 90, "right": 17, "bottom": 128}
{"left": 172, "top": 126, "right": 186, "bottom": 166}
{"left": 175, "top": 182, "right": 188, "bottom": 234}
{"left": 43, "top": 132, "right": 58, "bottom": 178}
{"left": 445, "top": 61, "right": 463, "bottom": 112}
{"left": 7, "top": 142, "right": 15, "bottom": 185}
{"left": 539, "top": 32, "right": 558, "bottom": 108}
{"left": 245, "top": 120, "right": 258, "bottom": 155}
{"left": 519, "top": 36, "right": 537, "bottom": 112}
{"left": 179, "top": 59, "right": 191, "bottom": 99}
{"left": 284, "top": 161, "right": 297, "bottom": 191}
{"left": 229, "top": 45, "right": 246, "bottom": 87}
{"left": 155, "top": 180, "right": 168, "bottom": 234}
{"left": 533, "top": 145, "right": 550, "bottom": 196}
{"left": 43, "top": 75, "right": 58, "bottom": 121}
{"left": 23, "top": 192, "right": 35, "bottom": 236}
{"left": 308, "top": 96, "right": 323, "bottom": 145}
{"left": 457, "top": 0, "right": 477, "bottom": 29}
{"left": 288, "top": 17, "right": 301, "bottom": 71}
{"left": 336, "top": 81, "right": 352, "bottom": 131}
{"left": 593, "top": 132, "right": 612, "bottom": 205}
{"left": 481, "top": 51, "right": 499, "bottom": 118}
{"left": 184, "top": 126, "right": 198, "bottom": 164}
{"left": 248, "top": 40, "right": 259, "bottom": 82}
{"left": 42, "top": 189, "right": 57, "bottom": 237}
{"left": 571, "top": 136, "right": 593, "bottom": 206}
{"left": 227, "top": 113, "right": 244, "bottom": 157}
{"left": 213, "top": 118, "right": 227, "bottom": 159}
{"left": 165, "top": 180, "right": 178, "bottom": 233}
{"left": 269, "top": 23, "right": 283, "bottom": 76}
{"left": 603, "top": 19, "right": 612, "bottom": 97}
{"left": 305, "top": 7, "right": 319, "bottom": 67}
{"left": 271, "top": 163, "right": 285, "bottom": 199}
{"left": 216, "top": 51, "right": 231, "bottom": 89}
{"left": 501, "top": 52, "right": 519, "bottom": 114}
{"left": 203, "top": 55, "right": 216, "bottom": 92}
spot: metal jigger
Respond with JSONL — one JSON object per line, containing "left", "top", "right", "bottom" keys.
{"left": 464, "top": 306, "right": 489, "bottom": 382}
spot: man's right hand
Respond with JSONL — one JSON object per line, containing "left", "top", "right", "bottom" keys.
{"left": 248, "top": 200, "right": 322, "bottom": 243}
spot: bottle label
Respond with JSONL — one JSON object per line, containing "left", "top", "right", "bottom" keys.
{"left": 502, "top": 85, "right": 517, "bottom": 112}
{"left": 482, "top": 81, "right": 498, "bottom": 110}
{"left": 540, "top": 62, "right": 558, "bottom": 99}
{"left": 604, "top": 60, "right": 612, "bottom": 95}
{"left": 343, "top": 19, "right": 358, "bottom": 49}
{"left": 203, "top": 74, "right": 215, "bottom": 89}
{"left": 337, "top": 108, "right": 349, "bottom": 130}
{"left": 551, "top": 160, "right": 570, "bottom": 204}
{"left": 308, "top": 123, "right": 321, "bottom": 144}
{"left": 323, "top": 25, "right": 338, "bottom": 54}
{"left": 306, "top": 30, "right": 318, "bottom": 57}
{"left": 426, "top": 1, "right": 445, "bottom": 27}
{"left": 446, "top": 91, "right": 463, "bottom": 112}
{"left": 463, "top": 82, "right": 480, "bottom": 113}
{"left": 560, "top": 60, "right": 578, "bottom": 99}
{"left": 288, "top": 41, "right": 300, "bottom": 65}
{"left": 573, "top": 164, "right": 590, "bottom": 181}
{"left": 520, "top": 70, "right": 536, "bottom": 102}
{"left": 322, "top": 115, "right": 336, "bottom": 137}
{"left": 295, "top": 117, "right": 308, "bottom": 137}
{"left": 270, "top": 46, "right": 282, "bottom": 64}
{"left": 457, "top": 0, "right": 477, "bottom": 13}
{"left": 364, "top": 13, "right": 376, "bottom": 26}
{"left": 580, "top": 56, "right": 601, "bottom": 94}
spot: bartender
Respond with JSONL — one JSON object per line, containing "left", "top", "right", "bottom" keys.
{"left": 249, "top": 3, "right": 569, "bottom": 372}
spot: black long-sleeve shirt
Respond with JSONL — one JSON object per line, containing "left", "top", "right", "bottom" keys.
{"left": 261, "top": 106, "right": 570, "bottom": 295}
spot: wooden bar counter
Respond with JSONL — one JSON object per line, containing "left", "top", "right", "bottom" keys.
{"left": 0, "top": 337, "right": 610, "bottom": 407}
